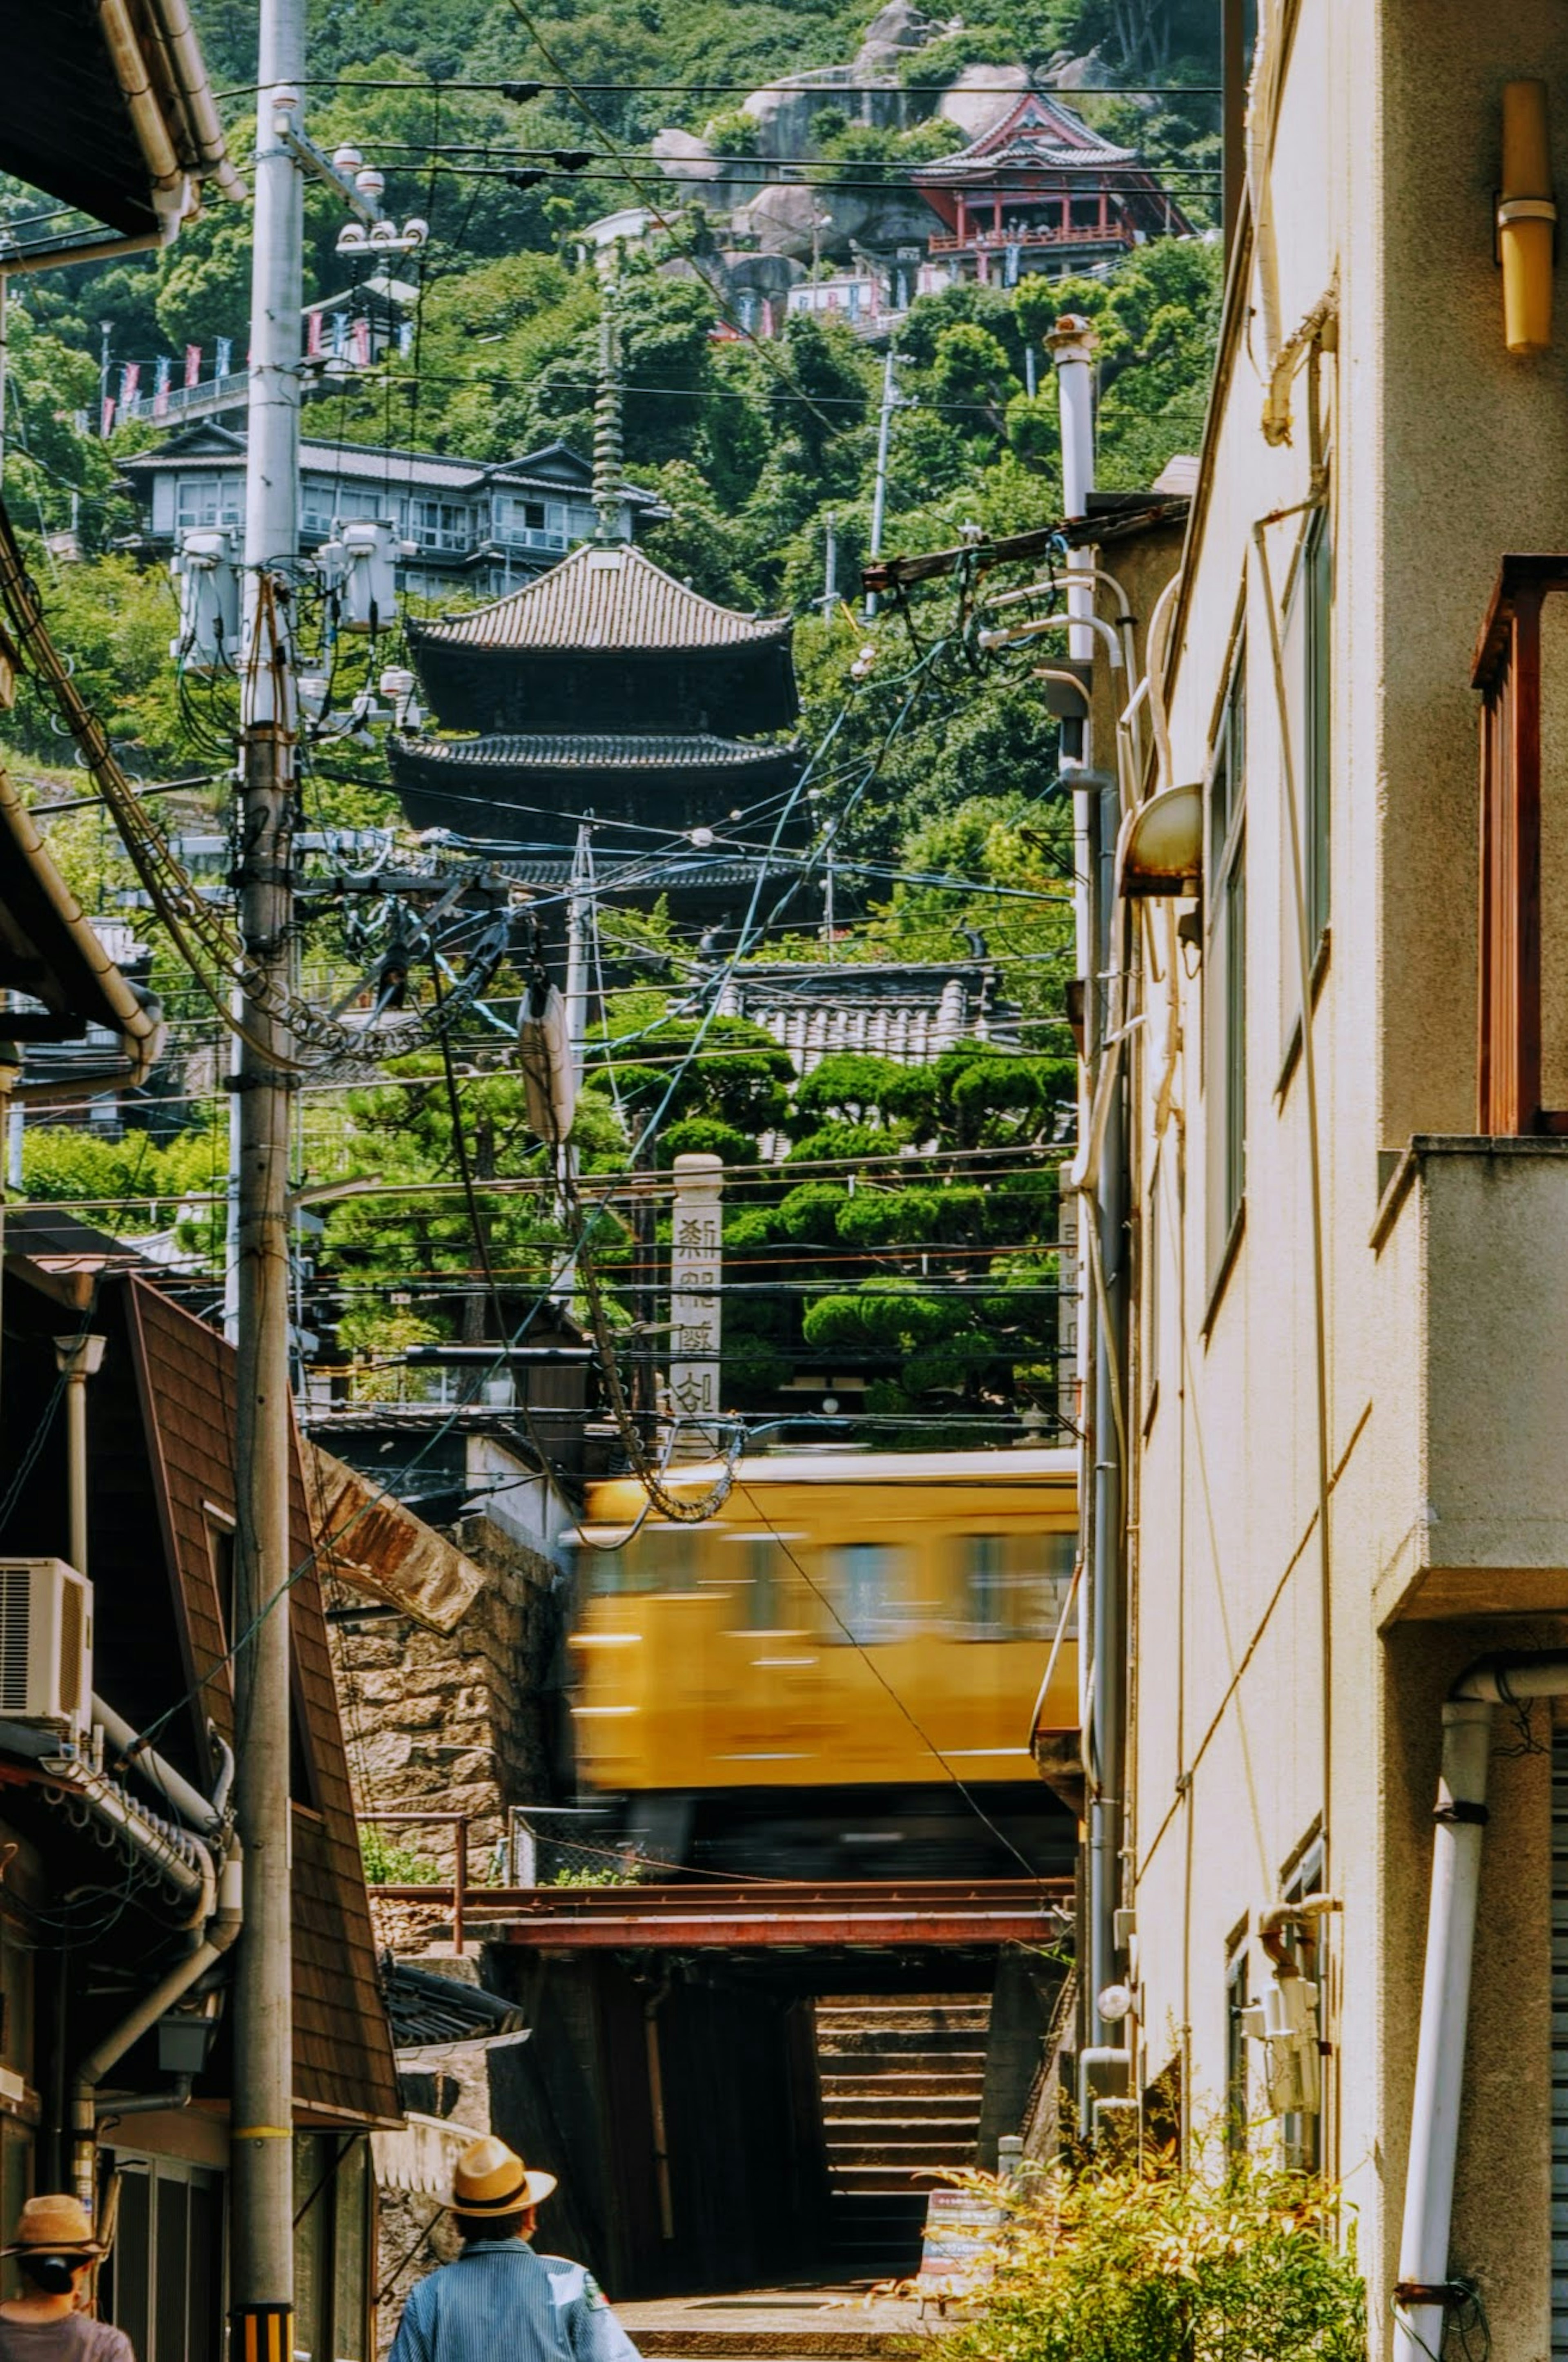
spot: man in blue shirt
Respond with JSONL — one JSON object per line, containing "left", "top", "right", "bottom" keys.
{"left": 389, "top": 2138, "right": 642, "bottom": 2362}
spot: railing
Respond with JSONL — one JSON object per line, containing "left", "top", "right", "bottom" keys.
{"left": 1473, "top": 555, "right": 1568, "bottom": 1132}
{"left": 125, "top": 370, "right": 249, "bottom": 424}
{"left": 927, "top": 222, "right": 1131, "bottom": 254}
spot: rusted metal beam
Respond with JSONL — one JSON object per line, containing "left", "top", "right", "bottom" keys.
{"left": 368, "top": 1877, "right": 1071, "bottom": 1950}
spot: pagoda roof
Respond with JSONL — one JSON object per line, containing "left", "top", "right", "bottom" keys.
{"left": 909, "top": 89, "right": 1143, "bottom": 182}
{"left": 390, "top": 730, "right": 797, "bottom": 776}
{"left": 410, "top": 539, "right": 791, "bottom": 658}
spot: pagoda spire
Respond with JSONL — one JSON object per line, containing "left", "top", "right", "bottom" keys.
{"left": 593, "top": 265, "right": 626, "bottom": 545}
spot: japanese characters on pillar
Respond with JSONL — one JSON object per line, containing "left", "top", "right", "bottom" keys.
{"left": 667, "top": 1151, "right": 723, "bottom": 1456}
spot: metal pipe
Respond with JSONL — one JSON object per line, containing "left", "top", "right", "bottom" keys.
{"left": 71, "top": 1839, "right": 241, "bottom": 2215}
{"left": 52, "top": 1334, "right": 107, "bottom": 1575}
{"left": 1049, "top": 315, "right": 1096, "bottom": 666}
{"left": 95, "top": 0, "right": 188, "bottom": 217}
{"left": 643, "top": 1976, "right": 675, "bottom": 2240}
{"left": 145, "top": 0, "right": 249, "bottom": 200}
{"left": 92, "top": 1694, "right": 224, "bottom": 1837}
{"left": 1393, "top": 1700, "right": 1495, "bottom": 2362}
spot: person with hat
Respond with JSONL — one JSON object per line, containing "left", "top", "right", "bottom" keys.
{"left": 0, "top": 2197, "right": 131, "bottom": 2362}
{"left": 389, "top": 2137, "right": 641, "bottom": 2362}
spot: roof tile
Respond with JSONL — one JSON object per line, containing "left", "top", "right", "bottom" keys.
{"left": 412, "top": 540, "right": 789, "bottom": 654}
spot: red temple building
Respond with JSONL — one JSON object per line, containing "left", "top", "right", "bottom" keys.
{"left": 910, "top": 90, "right": 1194, "bottom": 287}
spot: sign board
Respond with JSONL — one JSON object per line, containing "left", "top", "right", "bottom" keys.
{"left": 916, "top": 2187, "right": 1007, "bottom": 2302}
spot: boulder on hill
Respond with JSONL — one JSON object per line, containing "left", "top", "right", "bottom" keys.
{"left": 854, "top": 0, "right": 943, "bottom": 76}
{"left": 936, "top": 61, "right": 1033, "bottom": 139}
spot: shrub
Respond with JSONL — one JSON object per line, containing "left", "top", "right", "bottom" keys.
{"left": 938, "top": 2154, "right": 1365, "bottom": 2362}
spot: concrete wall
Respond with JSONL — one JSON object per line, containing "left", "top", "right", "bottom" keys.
{"left": 1116, "top": 6, "right": 1568, "bottom": 2354}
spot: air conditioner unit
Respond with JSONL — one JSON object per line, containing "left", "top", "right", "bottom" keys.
{"left": 0, "top": 1561, "right": 92, "bottom": 1744}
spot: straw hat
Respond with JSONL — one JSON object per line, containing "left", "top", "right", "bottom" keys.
{"left": 3, "top": 2196, "right": 103, "bottom": 2258}
{"left": 450, "top": 2137, "right": 557, "bottom": 2216}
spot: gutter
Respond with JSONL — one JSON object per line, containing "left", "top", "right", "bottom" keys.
{"left": 143, "top": 0, "right": 249, "bottom": 202}
{"left": 96, "top": 0, "right": 192, "bottom": 231}
{"left": 1394, "top": 1653, "right": 1568, "bottom": 2362}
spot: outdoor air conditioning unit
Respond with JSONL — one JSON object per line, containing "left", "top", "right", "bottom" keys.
{"left": 0, "top": 1561, "right": 92, "bottom": 1744}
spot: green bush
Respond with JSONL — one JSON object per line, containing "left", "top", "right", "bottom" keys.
{"left": 938, "top": 2154, "right": 1365, "bottom": 2362}
{"left": 359, "top": 1828, "right": 439, "bottom": 1885}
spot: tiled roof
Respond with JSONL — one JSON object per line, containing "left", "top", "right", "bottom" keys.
{"left": 411, "top": 540, "right": 790, "bottom": 653}
{"left": 911, "top": 89, "right": 1140, "bottom": 178}
{"left": 392, "top": 731, "right": 796, "bottom": 772}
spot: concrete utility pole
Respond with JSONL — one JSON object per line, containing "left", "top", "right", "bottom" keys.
{"left": 230, "top": 0, "right": 303, "bottom": 2351}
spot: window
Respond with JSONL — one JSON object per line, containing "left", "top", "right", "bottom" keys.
{"left": 1205, "top": 649, "right": 1247, "bottom": 1282}
{"left": 493, "top": 496, "right": 565, "bottom": 551}
{"left": 958, "top": 1533, "right": 1075, "bottom": 1639}
{"left": 827, "top": 1542, "right": 912, "bottom": 1644}
{"left": 581, "top": 1526, "right": 693, "bottom": 1596}
{"left": 408, "top": 499, "right": 470, "bottom": 552}
{"left": 173, "top": 475, "right": 241, "bottom": 531}
{"left": 726, "top": 1535, "right": 788, "bottom": 1630}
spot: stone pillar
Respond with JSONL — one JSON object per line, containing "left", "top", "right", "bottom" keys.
{"left": 666, "top": 1151, "right": 723, "bottom": 1455}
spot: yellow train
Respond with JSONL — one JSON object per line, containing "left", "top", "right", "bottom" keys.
{"left": 566, "top": 1449, "right": 1078, "bottom": 1871}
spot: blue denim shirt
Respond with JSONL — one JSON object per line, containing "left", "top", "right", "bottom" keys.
{"left": 389, "top": 2239, "right": 641, "bottom": 2362}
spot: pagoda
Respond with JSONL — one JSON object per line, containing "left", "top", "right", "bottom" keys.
{"left": 390, "top": 308, "right": 802, "bottom": 902}
{"left": 910, "top": 89, "right": 1193, "bottom": 286}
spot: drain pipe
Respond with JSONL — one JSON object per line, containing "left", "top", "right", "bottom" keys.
{"left": 1394, "top": 1655, "right": 1568, "bottom": 2362}
{"left": 70, "top": 1835, "right": 243, "bottom": 2215}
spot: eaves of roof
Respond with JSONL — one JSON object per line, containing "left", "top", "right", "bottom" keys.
{"left": 392, "top": 731, "right": 797, "bottom": 772}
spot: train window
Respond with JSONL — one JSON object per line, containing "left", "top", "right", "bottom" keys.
{"left": 827, "top": 1543, "right": 913, "bottom": 1644}
{"left": 581, "top": 1528, "right": 699, "bottom": 1595}
{"left": 960, "top": 1533, "right": 1076, "bottom": 1638}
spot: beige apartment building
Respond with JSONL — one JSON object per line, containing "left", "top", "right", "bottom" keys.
{"left": 1080, "top": 6, "right": 1568, "bottom": 2356}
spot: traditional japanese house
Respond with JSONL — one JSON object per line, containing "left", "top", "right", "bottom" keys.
{"left": 910, "top": 90, "right": 1192, "bottom": 287}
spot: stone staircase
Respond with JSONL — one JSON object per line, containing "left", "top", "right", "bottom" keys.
{"left": 815, "top": 1993, "right": 989, "bottom": 2282}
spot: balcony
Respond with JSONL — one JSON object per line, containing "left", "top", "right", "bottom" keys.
{"left": 1372, "top": 1137, "right": 1568, "bottom": 1621}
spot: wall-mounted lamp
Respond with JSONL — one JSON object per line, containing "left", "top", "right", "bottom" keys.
{"left": 1499, "top": 79, "right": 1556, "bottom": 355}
{"left": 1116, "top": 781, "right": 1203, "bottom": 898}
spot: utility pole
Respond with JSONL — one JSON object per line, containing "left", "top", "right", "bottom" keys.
{"left": 98, "top": 321, "right": 113, "bottom": 437}
{"left": 822, "top": 512, "right": 837, "bottom": 614}
{"left": 230, "top": 0, "right": 303, "bottom": 2351}
{"left": 552, "top": 823, "right": 592, "bottom": 1307}
{"left": 863, "top": 348, "right": 902, "bottom": 621}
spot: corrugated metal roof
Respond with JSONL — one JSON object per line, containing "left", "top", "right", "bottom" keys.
{"left": 413, "top": 540, "right": 790, "bottom": 653}
{"left": 392, "top": 731, "right": 795, "bottom": 772}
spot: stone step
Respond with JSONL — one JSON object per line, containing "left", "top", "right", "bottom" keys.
{"left": 817, "top": 2029, "right": 988, "bottom": 2059}
{"left": 826, "top": 2139, "right": 975, "bottom": 2169}
{"left": 821, "top": 2093, "right": 982, "bottom": 2121}
{"left": 824, "top": 2163, "right": 948, "bottom": 2190}
{"left": 816, "top": 2005, "right": 989, "bottom": 2034}
{"left": 819, "top": 2071, "right": 985, "bottom": 2101}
